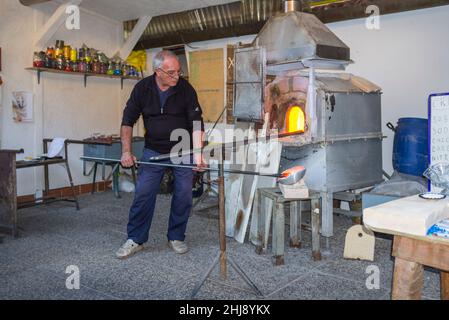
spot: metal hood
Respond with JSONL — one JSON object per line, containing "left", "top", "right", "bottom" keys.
{"left": 252, "top": 7, "right": 351, "bottom": 71}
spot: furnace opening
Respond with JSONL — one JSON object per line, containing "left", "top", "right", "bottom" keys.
{"left": 286, "top": 106, "right": 305, "bottom": 133}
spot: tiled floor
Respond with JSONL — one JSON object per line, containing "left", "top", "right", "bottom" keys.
{"left": 0, "top": 191, "right": 441, "bottom": 300}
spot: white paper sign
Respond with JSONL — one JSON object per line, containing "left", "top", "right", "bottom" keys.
{"left": 47, "top": 138, "right": 66, "bottom": 158}
{"left": 429, "top": 93, "right": 449, "bottom": 192}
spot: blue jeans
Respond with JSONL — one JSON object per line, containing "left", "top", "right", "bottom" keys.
{"left": 127, "top": 148, "right": 193, "bottom": 244}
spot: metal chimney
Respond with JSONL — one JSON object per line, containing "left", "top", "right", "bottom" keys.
{"left": 284, "top": 0, "right": 301, "bottom": 12}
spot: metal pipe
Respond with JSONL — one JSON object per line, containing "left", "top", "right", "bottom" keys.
{"left": 80, "top": 156, "right": 284, "bottom": 179}
{"left": 149, "top": 130, "right": 304, "bottom": 161}
{"left": 218, "top": 143, "right": 227, "bottom": 280}
{"left": 284, "top": 0, "right": 301, "bottom": 12}
{"left": 19, "top": 0, "right": 51, "bottom": 6}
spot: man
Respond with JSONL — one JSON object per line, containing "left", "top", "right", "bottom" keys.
{"left": 116, "top": 50, "right": 205, "bottom": 259}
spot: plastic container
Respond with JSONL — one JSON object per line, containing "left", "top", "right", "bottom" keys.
{"left": 391, "top": 118, "right": 429, "bottom": 176}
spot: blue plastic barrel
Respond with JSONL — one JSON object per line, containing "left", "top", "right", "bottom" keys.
{"left": 392, "top": 118, "right": 429, "bottom": 176}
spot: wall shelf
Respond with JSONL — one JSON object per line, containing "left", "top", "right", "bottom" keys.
{"left": 26, "top": 67, "right": 142, "bottom": 89}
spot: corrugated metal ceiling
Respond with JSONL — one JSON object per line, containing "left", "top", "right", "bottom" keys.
{"left": 126, "top": 0, "right": 449, "bottom": 49}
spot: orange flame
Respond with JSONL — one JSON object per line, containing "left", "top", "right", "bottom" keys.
{"left": 286, "top": 106, "right": 305, "bottom": 133}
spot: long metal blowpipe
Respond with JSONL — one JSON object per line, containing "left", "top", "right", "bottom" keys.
{"left": 149, "top": 131, "right": 303, "bottom": 161}
{"left": 80, "top": 156, "right": 284, "bottom": 179}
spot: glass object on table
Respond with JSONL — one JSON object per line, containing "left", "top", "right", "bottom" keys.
{"left": 423, "top": 162, "right": 449, "bottom": 195}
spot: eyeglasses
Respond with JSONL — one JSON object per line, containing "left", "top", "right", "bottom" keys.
{"left": 158, "top": 68, "right": 184, "bottom": 79}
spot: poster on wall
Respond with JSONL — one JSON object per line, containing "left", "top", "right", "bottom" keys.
{"left": 12, "top": 91, "right": 33, "bottom": 123}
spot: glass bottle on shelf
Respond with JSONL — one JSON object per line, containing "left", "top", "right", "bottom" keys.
{"left": 85, "top": 59, "right": 91, "bottom": 73}
{"left": 79, "top": 60, "right": 87, "bottom": 73}
{"left": 113, "top": 62, "right": 122, "bottom": 76}
{"left": 85, "top": 49, "right": 92, "bottom": 64}
{"left": 107, "top": 62, "right": 114, "bottom": 75}
{"left": 92, "top": 58, "right": 101, "bottom": 74}
{"left": 33, "top": 51, "right": 45, "bottom": 68}
{"left": 56, "top": 55, "right": 65, "bottom": 70}
{"left": 64, "top": 60, "right": 72, "bottom": 72}
{"left": 121, "top": 64, "right": 130, "bottom": 77}
{"left": 100, "top": 62, "right": 107, "bottom": 74}
{"left": 71, "top": 61, "right": 79, "bottom": 72}
{"left": 63, "top": 45, "right": 71, "bottom": 60}
{"left": 78, "top": 48, "right": 85, "bottom": 62}
{"left": 70, "top": 49, "right": 77, "bottom": 62}
{"left": 55, "top": 40, "right": 64, "bottom": 58}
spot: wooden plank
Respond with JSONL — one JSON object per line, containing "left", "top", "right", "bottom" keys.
{"left": 118, "top": 16, "right": 152, "bottom": 60}
{"left": 188, "top": 49, "right": 225, "bottom": 123}
{"left": 392, "top": 235, "right": 449, "bottom": 272}
{"left": 392, "top": 257, "right": 424, "bottom": 300}
{"left": 248, "top": 112, "right": 280, "bottom": 247}
{"left": 249, "top": 139, "right": 282, "bottom": 248}
{"left": 225, "top": 45, "right": 235, "bottom": 125}
{"left": 253, "top": 190, "right": 266, "bottom": 251}
{"left": 225, "top": 122, "right": 250, "bottom": 237}
{"left": 367, "top": 225, "right": 449, "bottom": 245}
{"left": 442, "top": 271, "right": 449, "bottom": 300}
{"left": 0, "top": 152, "right": 18, "bottom": 237}
{"left": 233, "top": 124, "right": 258, "bottom": 243}
{"left": 235, "top": 111, "right": 279, "bottom": 244}
{"left": 26, "top": 67, "right": 141, "bottom": 80}
{"left": 363, "top": 194, "right": 449, "bottom": 237}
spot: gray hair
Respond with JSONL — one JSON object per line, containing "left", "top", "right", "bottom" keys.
{"left": 153, "top": 50, "right": 179, "bottom": 71}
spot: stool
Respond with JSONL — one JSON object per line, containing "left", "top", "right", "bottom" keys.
{"left": 255, "top": 187, "right": 322, "bottom": 266}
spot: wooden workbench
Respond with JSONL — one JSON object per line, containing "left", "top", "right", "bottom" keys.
{"left": 364, "top": 195, "right": 449, "bottom": 300}
{"left": 0, "top": 142, "right": 80, "bottom": 238}
{"left": 391, "top": 234, "right": 449, "bottom": 300}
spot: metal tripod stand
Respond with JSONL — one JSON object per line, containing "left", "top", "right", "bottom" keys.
{"left": 191, "top": 145, "right": 263, "bottom": 298}
{"left": 192, "top": 170, "right": 219, "bottom": 213}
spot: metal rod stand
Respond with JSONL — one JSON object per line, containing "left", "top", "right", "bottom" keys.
{"left": 191, "top": 148, "right": 263, "bottom": 299}
{"left": 192, "top": 171, "right": 219, "bottom": 213}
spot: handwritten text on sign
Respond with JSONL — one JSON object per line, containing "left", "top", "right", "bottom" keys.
{"left": 430, "top": 95, "right": 449, "bottom": 163}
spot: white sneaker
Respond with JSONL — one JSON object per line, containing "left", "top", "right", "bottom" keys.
{"left": 168, "top": 240, "right": 189, "bottom": 254}
{"left": 115, "top": 239, "right": 143, "bottom": 259}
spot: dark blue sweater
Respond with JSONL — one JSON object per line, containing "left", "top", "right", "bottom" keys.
{"left": 121, "top": 74, "right": 204, "bottom": 154}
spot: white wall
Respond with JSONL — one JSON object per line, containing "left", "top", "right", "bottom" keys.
{"left": 0, "top": 0, "right": 124, "bottom": 196}
{"left": 149, "top": 5, "right": 449, "bottom": 175}
{"left": 328, "top": 6, "right": 449, "bottom": 175}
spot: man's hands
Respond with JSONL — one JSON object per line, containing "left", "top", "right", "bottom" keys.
{"left": 121, "top": 151, "right": 137, "bottom": 168}
{"left": 193, "top": 153, "right": 207, "bottom": 172}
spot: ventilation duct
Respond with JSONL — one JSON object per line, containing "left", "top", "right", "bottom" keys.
{"left": 127, "top": 0, "right": 449, "bottom": 50}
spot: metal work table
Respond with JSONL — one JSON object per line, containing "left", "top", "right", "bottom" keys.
{"left": 254, "top": 187, "right": 322, "bottom": 265}
{"left": 82, "top": 137, "right": 143, "bottom": 198}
